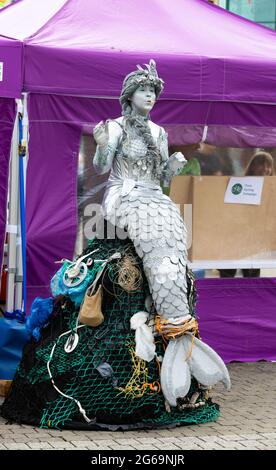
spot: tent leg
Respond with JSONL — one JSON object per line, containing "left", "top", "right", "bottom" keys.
{"left": 14, "top": 208, "right": 23, "bottom": 311}
{"left": 14, "top": 94, "right": 28, "bottom": 313}
{"left": 6, "top": 100, "right": 21, "bottom": 314}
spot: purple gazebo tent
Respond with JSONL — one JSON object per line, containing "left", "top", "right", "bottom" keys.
{"left": 1, "top": 0, "right": 276, "bottom": 361}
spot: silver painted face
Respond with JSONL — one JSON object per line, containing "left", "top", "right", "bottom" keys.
{"left": 130, "top": 84, "right": 156, "bottom": 116}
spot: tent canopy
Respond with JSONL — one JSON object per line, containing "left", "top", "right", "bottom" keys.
{"left": 1, "top": 0, "right": 276, "bottom": 106}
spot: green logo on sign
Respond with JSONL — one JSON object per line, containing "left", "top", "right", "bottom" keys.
{"left": 231, "top": 183, "right": 243, "bottom": 195}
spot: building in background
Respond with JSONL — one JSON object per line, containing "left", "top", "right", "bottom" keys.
{"left": 210, "top": 0, "right": 276, "bottom": 30}
{"left": 0, "top": 0, "right": 14, "bottom": 8}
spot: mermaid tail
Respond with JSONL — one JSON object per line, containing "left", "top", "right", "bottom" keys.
{"left": 161, "top": 334, "right": 231, "bottom": 407}
{"left": 184, "top": 333, "right": 231, "bottom": 391}
{"left": 111, "top": 187, "right": 189, "bottom": 318}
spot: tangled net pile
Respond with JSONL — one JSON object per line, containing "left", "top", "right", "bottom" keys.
{"left": 1, "top": 237, "right": 219, "bottom": 430}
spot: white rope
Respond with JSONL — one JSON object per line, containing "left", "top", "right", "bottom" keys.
{"left": 46, "top": 325, "right": 95, "bottom": 424}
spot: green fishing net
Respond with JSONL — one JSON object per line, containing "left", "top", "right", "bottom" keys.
{"left": 2, "top": 237, "right": 219, "bottom": 430}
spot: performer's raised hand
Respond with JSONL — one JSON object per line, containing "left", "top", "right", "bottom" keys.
{"left": 168, "top": 152, "right": 187, "bottom": 172}
{"left": 93, "top": 120, "right": 109, "bottom": 148}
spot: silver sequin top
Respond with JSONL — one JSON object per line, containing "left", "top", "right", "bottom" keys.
{"left": 93, "top": 117, "right": 172, "bottom": 187}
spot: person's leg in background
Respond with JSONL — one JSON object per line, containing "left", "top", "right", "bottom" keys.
{"left": 218, "top": 269, "right": 237, "bottom": 278}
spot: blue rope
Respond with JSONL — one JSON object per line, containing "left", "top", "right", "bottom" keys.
{"left": 18, "top": 114, "right": 27, "bottom": 320}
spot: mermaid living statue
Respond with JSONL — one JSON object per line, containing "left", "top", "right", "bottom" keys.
{"left": 1, "top": 60, "right": 230, "bottom": 430}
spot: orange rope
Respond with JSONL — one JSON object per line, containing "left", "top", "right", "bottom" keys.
{"left": 155, "top": 315, "right": 199, "bottom": 341}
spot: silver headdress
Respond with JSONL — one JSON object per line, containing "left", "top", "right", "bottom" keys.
{"left": 120, "top": 59, "right": 164, "bottom": 115}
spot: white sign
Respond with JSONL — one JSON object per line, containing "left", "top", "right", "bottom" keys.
{"left": 224, "top": 177, "right": 264, "bottom": 205}
{"left": 0, "top": 62, "right": 3, "bottom": 82}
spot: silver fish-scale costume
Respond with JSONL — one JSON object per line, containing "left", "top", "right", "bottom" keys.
{"left": 93, "top": 116, "right": 189, "bottom": 319}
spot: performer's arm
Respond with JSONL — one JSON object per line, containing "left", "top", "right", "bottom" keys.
{"left": 160, "top": 129, "right": 187, "bottom": 187}
{"left": 93, "top": 120, "right": 121, "bottom": 175}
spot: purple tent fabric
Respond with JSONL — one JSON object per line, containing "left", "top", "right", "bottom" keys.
{"left": 26, "top": 95, "right": 80, "bottom": 298}
{"left": 197, "top": 277, "right": 276, "bottom": 363}
{"left": 19, "top": 0, "right": 276, "bottom": 141}
{"left": 0, "top": 98, "right": 16, "bottom": 273}
{"left": 1, "top": 0, "right": 276, "bottom": 145}
{"left": 0, "top": 0, "right": 276, "bottom": 110}
{"left": 22, "top": 0, "right": 276, "bottom": 105}
{"left": 0, "top": 36, "right": 22, "bottom": 99}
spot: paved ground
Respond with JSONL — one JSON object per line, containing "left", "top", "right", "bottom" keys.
{"left": 0, "top": 362, "right": 276, "bottom": 450}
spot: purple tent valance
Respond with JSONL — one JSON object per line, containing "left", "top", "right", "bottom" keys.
{"left": 0, "top": 37, "right": 22, "bottom": 99}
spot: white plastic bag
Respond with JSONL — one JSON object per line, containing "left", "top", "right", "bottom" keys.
{"left": 130, "top": 311, "right": 156, "bottom": 362}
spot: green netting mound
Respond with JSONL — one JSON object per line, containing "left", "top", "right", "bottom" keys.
{"left": 1, "top": 236, "right": 219, "bottom": 430}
